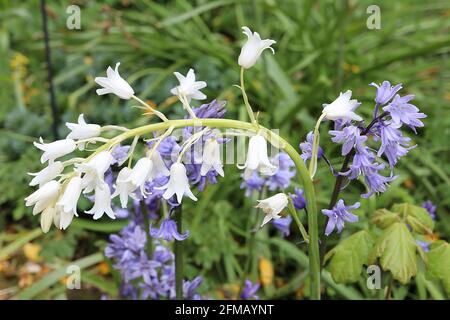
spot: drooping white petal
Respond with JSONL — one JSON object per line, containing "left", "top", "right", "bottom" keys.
{"left": 112, "top": 167, "right": 136, "bottom": 208}
{"left": 256, "top": 193, "right": 288, "bottom": 227}
{"left": 94, "top": 62, "right": 134, "bottom": 99}
{"left": 238, "top": 26, "right": 276, "bottom": 69}
{"left": 25, "top": 180, "right": 60, "bottom": 207}
{"left": 76, "top": 151, "right": 113, "bottom": 193}
{"left": 28, "top": 161, "right": 64, "bottom": 187}
{"left": 160, "top": 162, "right": 197, "bottom": 203}
{"left": 322, "top": 90, "right": 363, "bottom": 122}
{"left": 125, "top": 157, "right": 153, "bottom": 196}
{"left": 170, "top": 68, "right": 207, "bottom": 102}
{"left": 33, "top": 138, "right": 76, "bottom": 163}
{"left": 239, "top": 135, "right": 277, "bottom": 180}
{"left": 41, "top": 206, "right": 56, "bottom": 233}
{"left": 201, "top": 138, "right": 224, "bottom": 177}
{"left": 66, "top": 114, "right": 101, "bottom": 149}
{"left": 85, "top": 182, "right": 116, "bottom": 220}
{"left": 56, "top": 177, "right": 83, "bottom": 230}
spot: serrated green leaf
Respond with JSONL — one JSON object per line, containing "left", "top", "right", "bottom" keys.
{"left": 391, "top": 203, "right": 434, "bottom": 234}
{"left": 426, "top": 241, "right": 450, "bottom": 296}
{"left": 371, "top": 222, "right": 418, "bottom": 284}
{"left": 372, "top": 209, "right": 401, "bottom": 229}
{"left": 326, "top": 231, "right": 375, "bottom": 284}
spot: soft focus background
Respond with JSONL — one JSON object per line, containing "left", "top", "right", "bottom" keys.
{"left": 1, "top": 0, "right": 449, "bottom": 300}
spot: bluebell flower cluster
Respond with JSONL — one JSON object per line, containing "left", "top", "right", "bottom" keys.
{"left": 329, "top": 81, "right": 425, "bottom": 199}
{"left": 105, "top": 223, "right": 203, "bottom": 299}
{"left": 318, "top": 81, "right": 426, "bottom": 235}
{"left": 157, "top": 100, "right": 228, "bottom": 194}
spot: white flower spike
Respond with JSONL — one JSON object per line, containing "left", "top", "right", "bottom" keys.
{"left": 28, "top": 161, "right": 64, "bottom": 187}
{"left": 201, "top": 138, "right": 224, "bottom": 177}
{"left": 85, "top": 182, "right": 116, "bottom": 220}
{"left": 34, "top": 138, "right": 76, "bottom": 164}
{"left": 239, "top": 134, "right": 277, "bottom": 180}
{"left": 256, "top": 193, "right": 289, "bottom": 227}
{"left": 322, "top": 90, "right": 363, "bottom": 122}
{"left": 95, "top": 62, "right": 135, "bottom": 99}
{"left": 238, "top": 26, "right": 276, "bottom": 69}
{"left": 160, "top": 162, "right": 197, "bottom": 204}
{"left": 66, "top": 114, "right": 101, "bottom": 150}
{"left": 56, "top": 177, "right": 83, "bottom": 230}
{"left": 112, "top": 167, "right": 136, "bottom": 208}
{"left": 170, "top": 68, "right": 207, "bottom": 102}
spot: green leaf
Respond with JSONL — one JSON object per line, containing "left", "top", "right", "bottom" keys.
{"left": 391, "top": 203, "right": 434, "bottom": 234}
{"left": 370, "top": 222, "right": 418, "bottom": 284}
{"left": 326, "top": 231, "right": 375, "bottom": 283}
{"left": 14, "top": 253, "right": 103, "bottom": 300}
{"left": 371, "top": 209, "right": 401, "bottom": 229}
{"left": 426, "top": 241, "right": 450, "bottom": 296}
{"left": 0, "top": 228, "right": 42, "bottom": 260}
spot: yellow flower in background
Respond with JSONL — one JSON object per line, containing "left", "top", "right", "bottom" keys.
{"left": 259, "top": 257, "right": 273, "bottom": 286}
{"left": 23, "top": 243, "right": 42, "bottom": 263}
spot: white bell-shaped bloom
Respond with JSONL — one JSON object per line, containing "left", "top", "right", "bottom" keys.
{"left": 125, "top": 157, "right": 153, "bottom": 196}
{"left": 257, "top": 193, "right": 288, "bottom": 227}
{"left": 34, "top": 138, "right": 76, "bottom": 164}
{"left": 56, "top": 177, "right": 83, "bottom": 230}
{"left": 150, "top": 150, "right": 170, "bottom": 178}
{"left": 66, "top": 114, "right": 101, "bottom": 150}
{"left": 170, "top": 68, "right": 207, "bottom": 102}
{"left": 95, "top": 62, "right": 134, "bottom": 99}
{"left": 238, "top": 26, "right": 276, "bottom": 69}
{"left": 112, "top": 167, "right": 136, "bottom": 208}
{"left": 239, "top": 135, "right": 277, "bottom": 180}
{"left": 322, "top": 90, "right": 363, "bottom": 122}
{"left": 40, "top": 206, "right": 56, "bottom": 233}
{"left": 85, "top": 182, "right": 116, "bottom": 220}
{"left": 76, "top": 151, "right": 113, "bottom": 193}
{"left": 201, "top": 138, "right": 224, "bottom": 177}
{"left": 160, "top": 162, "right": 197, "bottom": 203}
{"left": 25, "top": 180, "right": 61, "bottom": 215}
{"left": 28, "top": 161, "right": 64, "bottom": 187}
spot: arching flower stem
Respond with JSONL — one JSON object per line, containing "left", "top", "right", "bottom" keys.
{"left": 239, "top": 67, "right": 257, "bottom": 125}
{"left": 132, "top": 95, "right": 169, "bottom": 122}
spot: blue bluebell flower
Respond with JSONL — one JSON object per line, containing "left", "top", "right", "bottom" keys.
{"left": 416, "top": 240, "right": 431, "bottom": 253}
{"left": 422, "top": 200, "right": 437, "bottom": 220}
{"left": 322, "top": 199, "right": 359, "bottom": 236}
{"left": 150, "top": 218, "right": 190, "bottom": 241}
{"left": 265, "top": 153, "right": 296, "bottom": 191}
{"left": 299, "top": 131, "right": 323, "bottom": 163}
{"left": 369, "top": 81, "right": 403, "bottom": 106}
{"left": 383, "top": 94, "right": 426, "bottom": 132}
{"left": 240, "top": 280, "right": 260, "bottom": 300}
{"left": 272, "top": 215, "right": 292, "bottom": 237}
{"left": 291, "top": 187, "right": 306, "bottom": 210}
{"left": 329, "top": 125, "right": 367, "bottom": 156}
{"left": 374, "top": 122, "right": 415, "bottom": 167}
